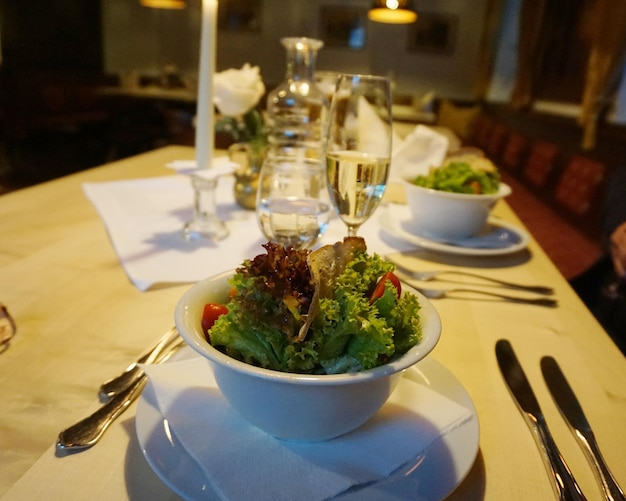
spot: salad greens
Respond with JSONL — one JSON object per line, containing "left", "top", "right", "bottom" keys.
{"left": 207, "top": 240, "right": 422, "bottom": 374}
{"left": 413, "top": 157, "right": 500, "bottom": 194}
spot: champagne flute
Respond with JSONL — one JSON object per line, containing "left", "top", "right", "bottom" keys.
{"left": 324, "top": 74, "right": 392, "bottom": 236}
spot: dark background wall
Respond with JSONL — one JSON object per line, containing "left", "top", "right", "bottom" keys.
{"left": 0, "top": 1, "right": 103, "bottom": 74}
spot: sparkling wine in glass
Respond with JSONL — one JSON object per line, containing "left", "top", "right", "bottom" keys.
{"left": 256, "top": 156, "right": 332, "bottom": 249}
{"left": 324, "top": 74, "right": 392, "bottom": 236}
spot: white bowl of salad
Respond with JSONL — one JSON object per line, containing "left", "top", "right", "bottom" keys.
{"left": 175, "top": 237, "right": 441, "bottom": 442}
{"left": 403, "top": 155, "right": 511, "bottom": 241}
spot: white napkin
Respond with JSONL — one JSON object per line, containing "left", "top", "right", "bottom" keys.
{"left": 356, "top": 96, "right": 403, "bottom": 156}
{"left": 82, "top": 175, "right": 267, "bottom": 291}
{"left": 390, "top": 124, "right": 449, "bottom": 182}
{"left": 352, "top": 98, "right": 448, "bottom": 182}
{"left": 141, "top": 351, "right": 473, "bottom": 501}
{"left": 83, "top": 172, "right": 416, "bottom": 292}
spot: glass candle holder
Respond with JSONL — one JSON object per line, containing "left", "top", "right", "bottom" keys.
{"left": 182, "top": 174, "right": 229, "bottom": 241}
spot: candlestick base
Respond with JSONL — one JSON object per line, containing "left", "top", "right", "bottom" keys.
{"left": 182, "top": 217, "right": 229, "bottom": 241}
{"left": 182, "top": 174, "right": 229, "bottom": 242}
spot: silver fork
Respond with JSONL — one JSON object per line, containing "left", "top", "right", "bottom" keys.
{"left": 392, "top": 264, "right": 554, "bottom": 295}
{"left": 415, "top": 286, "right": 558, "bottom": 307}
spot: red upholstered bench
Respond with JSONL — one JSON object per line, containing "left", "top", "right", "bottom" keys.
{"left": 554, "top": 154, "right": 606, "bottom": 216}
{"left": 466, "top": 114, "right": 606, "bottom": 279}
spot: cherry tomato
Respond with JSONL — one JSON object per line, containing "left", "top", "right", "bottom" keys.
{"left": 201, "top": 303, "right": 228, "bottom": 337}
{"left": 369, "top": 271, "right": 402, "bottom": 304}
{"left": 468, "top": 180, "right": 482, "bottom": 194}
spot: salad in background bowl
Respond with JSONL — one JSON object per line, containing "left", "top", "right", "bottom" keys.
{"left": 402, "top": 155, "right": 512, "bottom": 241}
{"left": 175, "top": 237, "right": 441, "bottom": 441}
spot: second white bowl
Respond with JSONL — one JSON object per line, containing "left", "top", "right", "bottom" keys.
{"left": 402, "top": 179, "right": 512, "bottom": 241}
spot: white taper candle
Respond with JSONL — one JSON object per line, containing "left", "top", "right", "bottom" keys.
{"left": 195, "top": 0, "right": 218, "bottom": 170}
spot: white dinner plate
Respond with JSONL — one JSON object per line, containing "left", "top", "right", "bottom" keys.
{"left": 379, "top": 203, "right": 530, "bottom": 257}
{"left": 136, "top": 353, "right": 480, "bottom": 501}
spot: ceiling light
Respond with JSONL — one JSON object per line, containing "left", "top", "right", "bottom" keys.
{"left": 140, "top": 0, "right": 186, "bottom": 9}
{"left": 368, "top": 0, "right": 417, "bottom": 24}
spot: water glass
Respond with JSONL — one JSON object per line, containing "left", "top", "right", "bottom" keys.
{"left": 256, "top": 156, "right": 332, "bottom": 249}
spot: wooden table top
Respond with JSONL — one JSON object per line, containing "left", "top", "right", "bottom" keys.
{"left": 1, "top": 145, "right": 624, "bottom": 500}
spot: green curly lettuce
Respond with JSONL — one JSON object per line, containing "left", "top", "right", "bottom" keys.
{"left": 208, "top": 242, "right": 422, "bottom": 374}
{"left": 413, "top": 160, "right": 500, "bottom": 194}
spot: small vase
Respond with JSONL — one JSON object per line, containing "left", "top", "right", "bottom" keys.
{"left": 229, "top": 142, "right": 268, "bottom": 210}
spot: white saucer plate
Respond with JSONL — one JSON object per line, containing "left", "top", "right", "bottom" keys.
{"left": 136, "top": 355, "right": 480, "bottom": 501}
{"left": 379, "top": 203, "right": 530, "bottom": 257}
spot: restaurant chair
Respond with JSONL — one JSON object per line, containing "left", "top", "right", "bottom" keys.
{"left": 435, "top": 100, "right": 481, "bottom": 144}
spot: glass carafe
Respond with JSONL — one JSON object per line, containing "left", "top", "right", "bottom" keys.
{"left": 266, "top": 37, "right": 329, "bottom": 160}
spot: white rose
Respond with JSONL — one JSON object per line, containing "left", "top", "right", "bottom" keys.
{"left": 213, "top": 63, "right": 265, "bottom": 117}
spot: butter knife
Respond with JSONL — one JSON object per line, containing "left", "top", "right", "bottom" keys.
{"left": 541, "top": 356, "right": 626, "bottom": 501}
{"left": 57, "top": 336, "right": 185, "bottom": 452}
{"left": 495, "top": 339, "right": 587, "bottom": 500}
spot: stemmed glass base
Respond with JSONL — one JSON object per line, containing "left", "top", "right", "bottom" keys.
{"left": 182, "top": 174, "right": 229, "bottom": 241}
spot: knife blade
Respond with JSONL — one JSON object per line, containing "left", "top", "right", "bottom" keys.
{"left": 541, "top": 356, "right": 625, "bottom": 501}
{"left": 495, "top": 339, "right": 587, "bottom": 500}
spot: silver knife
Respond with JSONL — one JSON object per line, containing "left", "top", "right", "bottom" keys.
{"left": 541, "top": 356, "right": 626, "bottom": 501}
{"left": 495, "top": 339, "right": 587, "bottom": 500}
{"left": 57, "top": 336, "right": 185, "bottom": 452}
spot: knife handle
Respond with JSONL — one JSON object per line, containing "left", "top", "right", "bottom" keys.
{"left": 531, "top": 415, "right": 587, "bottom": 501}
{"left": 57, "top": 374, "right": 148, "bottom": 452}
{"left": 580, "top": 433, "right": 626, "bottom": 501}
{"left": 57, "top": 337, "right": 185, "bottom": 453}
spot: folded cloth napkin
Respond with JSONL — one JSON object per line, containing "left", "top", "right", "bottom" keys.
{"left": 141, "top": 350, "right": 474, "bottom": 501}
{"left": 390, "top": 124, "right": 449, "bottom": 182}
{"left": 83, "top": 170, "right": 415, "bottom": 291}
{"left": 358, "top": 95, "right": 404, "bottom": 156}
